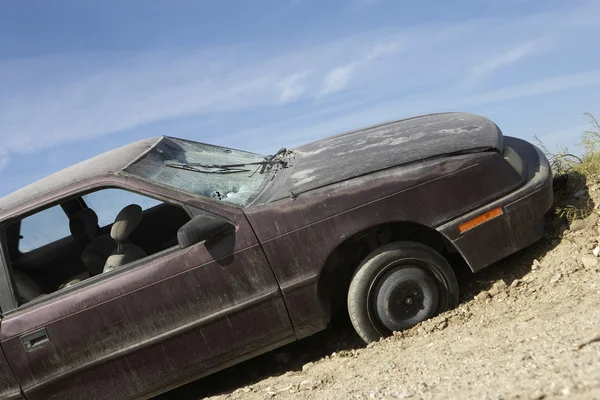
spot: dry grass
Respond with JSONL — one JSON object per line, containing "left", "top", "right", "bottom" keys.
{"left": 535, "top": 112, "right": 600, "bottom": 222}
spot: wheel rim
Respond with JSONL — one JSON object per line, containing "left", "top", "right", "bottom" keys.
{"left": 368, "top": 262, "right": 441, "bottom": 333}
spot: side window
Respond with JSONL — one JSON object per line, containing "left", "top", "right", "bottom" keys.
{"left": 81, "top": 188, "right": 191, "bottom": 255}
{"left": 19, "top": 205, "right": 70, "bottom": 253}
{"left": 82, "top": 188, "right": 162, "bottom": 227}
{"left": 7, "top": 188, "right": 193, "bottom": 307}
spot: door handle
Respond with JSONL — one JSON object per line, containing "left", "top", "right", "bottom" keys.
{"left": 21, "top": 328, "right": 50, "bottom": 351}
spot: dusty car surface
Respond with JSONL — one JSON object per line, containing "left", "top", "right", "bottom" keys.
{"left": 0, "top": 112, "right": 552, "bottom": 399}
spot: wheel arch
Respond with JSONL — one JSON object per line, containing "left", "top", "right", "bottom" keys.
{"left": 316, "top": 220, "right": 464, "bottom": 324}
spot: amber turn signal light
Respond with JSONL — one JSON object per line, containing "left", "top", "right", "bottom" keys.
{"left": 458, "top": 207, "right": 503, "bottom": 233}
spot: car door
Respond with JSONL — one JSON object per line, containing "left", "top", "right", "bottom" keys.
{"left": 0, "top": 248, "right": 23, "bottom": 400}
{"left": 0, "top": 182, "right": 294, "bottom": 400}
{"left": 0, "top": 352, "right": 21, "bottom": 400}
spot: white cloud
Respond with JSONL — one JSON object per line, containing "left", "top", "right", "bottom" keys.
{"left": 468, "top": 39, "right": 542, "bottom": 81}
{"left": 320, "top": 64, "right": 356, "bottom": 96}
{"left": 366, "top": 42, "right": 400, "bottom": 62}
{"left": 462, "top": 70, "right": 600, "bottom": 106}
{"left": 278, "top": 72, "right": 308, "bottom": 104}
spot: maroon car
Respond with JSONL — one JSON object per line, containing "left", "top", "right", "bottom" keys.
{"left": 0, "top": 112, "right": 552, "bottom": 399}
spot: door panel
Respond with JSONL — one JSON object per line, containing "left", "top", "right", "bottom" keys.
{"left": 0, "top": 218, "right": 293, "bottom": 399}
{"left": 0, "top": 351, "right": 21, "bottom": 400}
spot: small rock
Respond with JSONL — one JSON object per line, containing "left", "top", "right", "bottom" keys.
{"left": 367, "top": 342, "right": 376, "bottom": 348}
{"left": 532, "top": 259, "right": 542, "bottom": 270}
{"left": 488, "top": 280, "right": 507, "bottom": 296}
{"left": 392, "top": 330, "right": 403, "bottom": 337}
{"left": 299, "top": 379, "right": 314, "bottom": 391}
{"left": 520, "top": 353, "right": 532, "bottom": 361}
{"left": 593, "top": 246, "right": 600, "bottom": 257}
{"left": 574, "top": 189, "right": 587, "bottom": 199}
{"left": 397, "top": 392, "right": 414, "bottom": 399}
{"left": 438, "top": 318, "right": 448, "bottom": 330}
{"left": 475, "top": 291, "right": 491, "bottom": 302}
{"left": 532, "top": 391, "right": 546, "bottom": 400}
{"left": 570, "top": 219, "right": 586, "bottom": 232}
{"left": 301, "top": 362, "right": 313, "bottom": 372}
{"left": 589, "top": 212, "right": 599, "bottom": 225}
{"left": 509, "top": 279, "right": 521, "bottom": 288}
{"left": 425, "top": 323, "right": 437, "bottom": 333}
{"left": 550, "top": 273, "right": 562, "bottom": 284}
{"left": 581, "top": 256, "right": 599, "bottom": 268}
{"left": 437, "top": 319, "right": 448, "bottom": 330}
{"left": 495, "top": 291, "right": 509, "bottom": 302}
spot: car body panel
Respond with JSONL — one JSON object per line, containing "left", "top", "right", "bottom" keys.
{"left": 266, "top": 112, "right": 503, "bottom": 200}
{"left": 437, "top": 136, "right": 553, "bottom": 271}
{"left": 0, "top": 354, "right": 21, "bottom": 400}
{"left": 245, "top": 149, "right": 530, "bottom": 338}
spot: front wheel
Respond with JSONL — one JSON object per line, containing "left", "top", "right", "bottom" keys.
{"left": 347, "top": 241, "right": 459, "bottom": 343}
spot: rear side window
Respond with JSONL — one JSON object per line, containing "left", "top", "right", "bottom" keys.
{"left": 82, "top": 188, "right": 162, "bottom": 227}
{"left": 19, "top": 205, "right": 70, "bottom": 253}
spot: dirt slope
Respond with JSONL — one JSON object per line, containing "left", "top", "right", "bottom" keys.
{"left": 163, "top": 186, "right": 600, "bottom": 400}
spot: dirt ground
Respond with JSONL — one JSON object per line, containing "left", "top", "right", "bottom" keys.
{"left": 161, "top": 185, "right": 600, "bottom": 400}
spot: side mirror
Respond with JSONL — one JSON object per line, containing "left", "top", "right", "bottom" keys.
{"left": 177, "top": 215, "right": 233, "bottom": 249}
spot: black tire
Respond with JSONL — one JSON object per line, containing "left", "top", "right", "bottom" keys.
{"left": 347, "top": 241, "right": 459, "bottom": 343}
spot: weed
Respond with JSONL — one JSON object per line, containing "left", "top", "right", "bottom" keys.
{"left": 535, "top": 113, "right": 600, "bottom": 222}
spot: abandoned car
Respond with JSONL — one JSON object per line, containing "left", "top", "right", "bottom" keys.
{"left": 0, "top": 112, "right": 552, "bottom": 399}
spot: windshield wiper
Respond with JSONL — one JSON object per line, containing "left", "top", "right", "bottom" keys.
{"left": 165, "top": 163, "right": 251, "bottom": 174}
{"left": 165, "top": 148, "right": 292, "bottom": 175}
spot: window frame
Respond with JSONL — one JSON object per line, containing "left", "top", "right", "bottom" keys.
{"left": 0, "top": 176, "right": 240, "bottom": 315}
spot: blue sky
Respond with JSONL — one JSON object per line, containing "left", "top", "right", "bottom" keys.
{"left": 1, "top": 0, "right": 600, "bottom": 197}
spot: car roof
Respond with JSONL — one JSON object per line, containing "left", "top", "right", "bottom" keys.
{"left": 0, "top": 138, "right": 161, "bottom": 218}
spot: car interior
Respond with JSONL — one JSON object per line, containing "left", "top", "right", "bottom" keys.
{"left": 3, "top": 188, "right": 191, "bottom": 305}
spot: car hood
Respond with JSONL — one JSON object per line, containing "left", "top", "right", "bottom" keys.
{"left": 281, "top": 112, "right": 503, "bottom": 197}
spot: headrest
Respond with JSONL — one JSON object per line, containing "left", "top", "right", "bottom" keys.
{"left": 69, "top": 208, "right": 99, "bottom": 242}
{"left": 111, "top": 204, "right": 143, "bottom": 241}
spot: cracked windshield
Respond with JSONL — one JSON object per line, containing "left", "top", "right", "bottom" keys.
{"left": 125, "top": 137, "right": 269, "bottom": 206}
